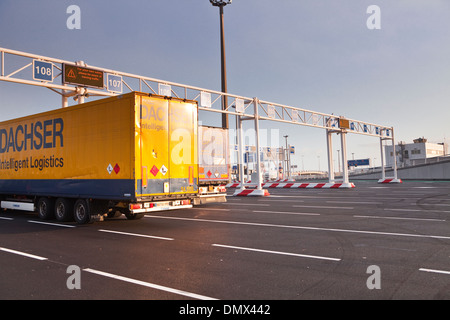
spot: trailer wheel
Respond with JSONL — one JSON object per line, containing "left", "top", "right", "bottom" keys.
{"left": 74, "top": 199, "right": 92, "bottom": 224}
{"left": 37, "top": 198, "right": 54, "bottom": 220}
{"left": 55, "top": 198, "right": 74, "bottom": 222}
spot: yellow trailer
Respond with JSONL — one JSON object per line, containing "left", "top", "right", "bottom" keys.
{"left": 0, "top": 92, "right": 198, "bottom": 223}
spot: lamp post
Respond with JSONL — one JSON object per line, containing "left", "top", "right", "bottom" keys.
{"left": 210, "top": 0, "right": 232, "bottom": 129}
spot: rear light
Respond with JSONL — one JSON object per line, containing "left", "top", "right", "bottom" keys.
{"left": 182, "top": 200, "right": 190, "bottom": 205}
{"left": 129, "top": 204, "right": 141, "bottom": 210}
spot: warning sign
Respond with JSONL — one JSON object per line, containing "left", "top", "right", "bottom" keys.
{"left": 339, "top": 118, "right": 350, "bottom": 129}
{"left": 150, "top": 165, "right": 159, "bottom": 177}
{"left": 160, "top": 165, "right": 168, "bottom": 176}
{"left": 63, "top": 64, "right": 104, "bottom": 89}
{"left": 67, "top": 69, "right": 76, "bottom": 78}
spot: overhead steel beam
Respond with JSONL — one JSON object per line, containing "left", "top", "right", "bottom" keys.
{"left": 0, "top": 46, "right": 394, "bottom": 140}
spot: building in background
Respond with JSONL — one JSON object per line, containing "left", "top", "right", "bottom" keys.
{"left": 385, "top": 137, "right": 447, "bottom": 167}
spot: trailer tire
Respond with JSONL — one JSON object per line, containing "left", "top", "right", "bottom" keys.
{"left": 37, "top": 198, "right": 55, "bottom": 220}
{"left": 74, "top": 199, "right": 92, "bottom": 225}
{"left": 125, "top": 212, "right": 144, "bottom": 220}
{"left": 55, "top": 198, "right": 74, "bottom": 222}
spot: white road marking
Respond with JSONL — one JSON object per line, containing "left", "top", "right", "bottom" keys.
{"left": 0, "top": 247, "right": 48, "bottom": 261}
{"left": 419, "top": 268, "right": 450, "bottom": 275}
{"left": 253, "top": 210, "right": 320, "bottom": 216}
{"left": 223, "top": 203, "right": 270, "bottom": 206}
{"left": 144, "top": 215, "right": 450, "bottom": 240}
{"left": 0, "top": 217, "right": 13, "bottom": 220}
{"left": 384, "top": 208, "right": 450, "bottom": 213}
{"left": 410, "top": 203, "right": 450, "bottom": 207}
{"left": 28, "top": 220, "right": 76, "bottom": 228}
{"left": 266, "top": 194, "right": 417, "bottom": 201}
{"left": 257, "top": 199, "right": 304, "bottom": 203}
{"left": 192, "top": 208, "right": 231, "bottom": 211}
{"left": 414, "top": 187, "right": 437, "bottom": 189}
{"left": 293, "top": 205, "right": 354, "bottom": 210}
{"left": 98, "top": 229, "right": 173, "bottom": 241}
{"left": 83, "top": 268, "right": 217, "bottom": 300}
{"left": 354, "top": 215, "right": 446, "bottom": 222}
{"left": 326, "top": 201, "right": 380, "bottom": 205}
{"left": 212, "top": 243, "right": 341, "bottom": 262}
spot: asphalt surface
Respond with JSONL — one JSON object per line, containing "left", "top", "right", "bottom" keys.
{"left": 1, "top": 180, "right": 449, "bottom": 301}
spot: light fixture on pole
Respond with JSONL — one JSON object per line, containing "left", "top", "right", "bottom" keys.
{"left": 210, "top": 0, "right": 232, "bottom": 129}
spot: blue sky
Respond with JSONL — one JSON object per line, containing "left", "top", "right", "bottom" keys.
{"left": 1, "top": 0, "right": 449, "bottom": 171}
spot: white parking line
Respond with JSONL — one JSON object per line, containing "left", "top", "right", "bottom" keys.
{"left": 419, "top": 268, "right": 450, "bottom": 275}
{"left": 192, "top": 208, "right": 231, "bottom": 212}
{"left": 327, "top": 201, "right": 380, "bottom": 205}
{"left": 293, "top": 205, "right": 354, "bottom": 210}
{"left": 212, "top": 243, "right": 340, "bottom": 262}
{"left": 0, "top": 247, "right": 48, "bottom": 261}
{"left": 98, "top": 229, "right": 173, "bottom": 241}
{"left": 354, "top": 215, "right": 446, "bottom": 222}
{"left": 410, "top": 203, "right": 450, "bottom": 207}
{"left": 384, "top": 208, "right": 450, "bottom": 213}
{"left": 253, "top": 210, "right": 320, "bottom": 216}
{"left": 258, "top": 199, "right": 304, "bottom": 203}
{"left": 223, "top": 203, "right": 270, "bottom": 206}
{"left": 144, "top": 215, "right": 450, "bottom": 240}
{"left": 83, "top": 268, "right": 217, "bottom": 300}
{"left": 28, "top": 220, "right": 76, "bottom": 228}
{"left": 268, "top": 194, "right": 411, "bottom": 201}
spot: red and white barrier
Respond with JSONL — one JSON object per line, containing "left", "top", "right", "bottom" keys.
{"left": 226, "top": 183, "right": 242, "bottom": 188}
{"left": 233, "top": 189, "right": 270, "bottom": 196}
{"left": 228, "top": 182, "right": 355, "bottom": 189}
{"left": 226, "top": 179, "right": 295, "bottom": 188}
{"left": 263, "top": 182, "right": 355, "bottom": 189}
{"left": 378, "top": 178, "right": 402, "bottom": 184}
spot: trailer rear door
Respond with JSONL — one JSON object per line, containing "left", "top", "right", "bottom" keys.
{"left": 136, "top": 95, "right": 170, "bottom": 196}
{"left": 168, "top": 99, "right": 198, "bottom": 195}
{"left": 136, "top": 95, "right": 198, "bottom": 197}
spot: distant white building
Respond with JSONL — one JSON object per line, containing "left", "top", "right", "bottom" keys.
{"left": 385, "top": 138, "right": 446, "bottom": 167}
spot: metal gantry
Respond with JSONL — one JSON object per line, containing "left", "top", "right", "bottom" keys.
{"left": 0, "top": 47, "right": 400, "bottom": 191}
